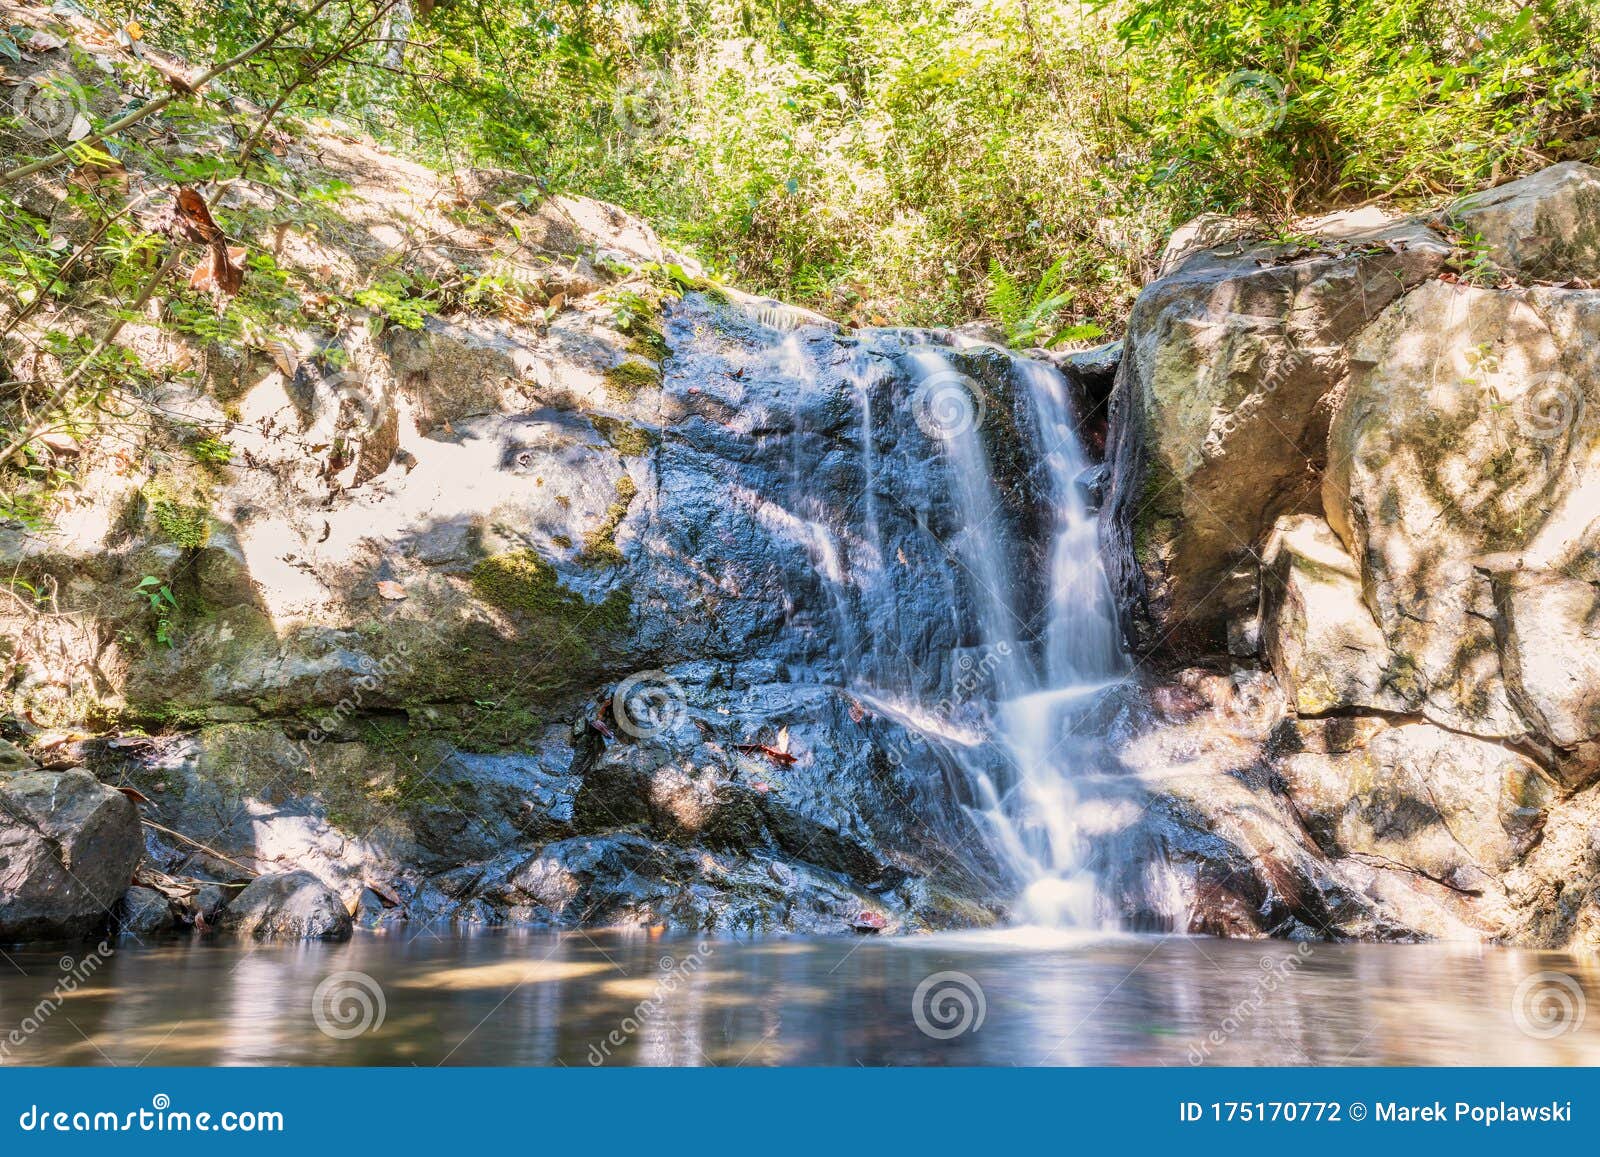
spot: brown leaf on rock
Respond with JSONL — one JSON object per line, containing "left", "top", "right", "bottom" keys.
{"left": 733, "top": 743, "right": 797, "bottom": 767}
{"left": 265, "top": 339, "right": 297, "bottom": 377}
{"left": 376, "top": 580, "right": 407, "bottom": 600}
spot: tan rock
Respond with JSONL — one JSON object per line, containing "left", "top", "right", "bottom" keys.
{"left": 1448, "top": 161, "right": 1600, "bottom": 281}
{"left": 1492, "top": 569, "right": 1600, "bottom": 784}
{"left": 1323, "top": 280, "right": 1600, "bottom": 741}
{"left": 1104, "top": 215, "right": 1448, "bottom": 653}
{"left": 1260, "top": 513, "right": 1413, "bottom": 715}
{"left": 1278, "top": 721, "right": 1555, "bottom": 895}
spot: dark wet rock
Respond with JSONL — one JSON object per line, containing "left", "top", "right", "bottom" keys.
{"left": 1073, "top": 464, "right": 1108, "bottom": 510}
{"left": 0, "top": 770, "right": 142, "bottom": 943}
{"left": 185, "top": 883, "right": 231, "bottom": 926}
{"left": 114, "top": 886, "right": 174, "bottom": 938}
{"left": 219, "top": 871, "right": 352, "bottom": 940}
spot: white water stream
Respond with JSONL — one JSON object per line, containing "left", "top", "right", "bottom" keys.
{"left": 901, "top": 343, "right": 1129, "bottom": 926}
{"left": 784, "top": 330, "right": 1128, "bottom": 927}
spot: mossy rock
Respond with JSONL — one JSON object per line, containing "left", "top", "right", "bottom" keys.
{"left": 581, "top": 475, "right": 638, "bottom": 566}
{"left": 604, "top": 358, "right": 661, "bottom": 399}
{"left": 589, "top": 414, "right": 657, "bottom": 457}
{"left": 143, "top": 483, "right": 212, "bottom": 549}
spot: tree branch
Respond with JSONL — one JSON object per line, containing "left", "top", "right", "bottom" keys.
{"left": 0, "top": 0, "right": 343, "bottom": 187}
{"left": 0, "top": 243, "right": 185, "bottom": 470}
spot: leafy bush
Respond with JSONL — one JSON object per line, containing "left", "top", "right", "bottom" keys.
{"left": 58, "top": 0, "right": 1600, "bottom": 338}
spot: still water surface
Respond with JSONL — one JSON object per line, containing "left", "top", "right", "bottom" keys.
{"left": 1, "top": 928, "right": 1597, "bottom": 1066}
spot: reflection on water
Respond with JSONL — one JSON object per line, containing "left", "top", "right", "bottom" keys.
{"left": 1, "top": 928, "right": 1597, "bottom": 1066}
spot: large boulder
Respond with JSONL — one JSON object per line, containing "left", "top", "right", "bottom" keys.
{"left": 0, "top": 770, "right": 142, "bottom": 942}
{"left": 1323, "top": 281, "right": 1600, "bottom": 763}
{"left": 220, "top": 871, "right": 353, "bottom": 940}
{"left": 1259, "top": 514, "right": 1412, "bottom": 716}
{"left": 1277, "top": 721, "right": 1556, "bottom": 898}
{"left": 1491, "top": 570, "right": 1600, "bottom": 775}
{"left": 1447, "top": 161, "right": 1600, "bottom": 281}
{"left": 1103, "top": 211, "right": 1448, "bottom": 655}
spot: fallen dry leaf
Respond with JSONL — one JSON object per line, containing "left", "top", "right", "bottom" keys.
{"left": 265, "top": 339, "right": 298, "bottom": 377}
{"left": 375, "top": 580, "right": 407, "bottom": 600}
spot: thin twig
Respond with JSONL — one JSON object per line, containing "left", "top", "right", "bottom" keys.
{"left": 140, "top": 819, "right": 262, "bottom": 878}
{"left": 0, "top": 0, "right": 342, "bottom": 187}
{"left": 237, "top": 1, "right": 401, "bottom": 173}
{"left": 0, "top": 243, "right": 185, "bottom": 469}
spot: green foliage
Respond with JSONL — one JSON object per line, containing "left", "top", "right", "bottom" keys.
{"left": 186, "top": 435, "right": 233, "bottom": 465}
{"left": 144, "top": 483, "right": 211, "bottom": 549}
{"left": 12, "top": 0, "right": 1600, "bottom": 364}
{"left": 353, "top": 272, "right": 437, "bottom": 331}
{"left": 986, "top": 258, "right": 1104, "bottom": 349}
{"left": 130, "top": 575, "right": 179, "bottom": 647}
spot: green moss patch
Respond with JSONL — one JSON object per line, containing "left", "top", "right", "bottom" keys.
{"left": 581, "top": 475, "right": 638, "bottom": 566}
{"left": 144, "top": 482, "right": 212, "bottom": 548}
{"left": 590, "top": 414, "right": 657, "bottom": 457}
{"left": 604, "top": 358, "right": 661, "bottom": 399}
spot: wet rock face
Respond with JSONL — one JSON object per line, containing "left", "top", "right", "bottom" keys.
{"left": 220, "top": 871, "right": 352, "bottom": 941}
{"left": 114, "top": 886, "right": 175, "bottom": 938}
{"left": 0, "top": 770, "right": 142, "bottom": 943}
{"left": 25, "top": 228, "right": 1051, "bottom": 934}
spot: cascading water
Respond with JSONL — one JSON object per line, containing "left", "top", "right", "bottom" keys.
{"left": 769, "top": 319, "right": 1129, "bottom": 928}
{"left": 905, "top": 342, "right": 1128, "bottom": 928}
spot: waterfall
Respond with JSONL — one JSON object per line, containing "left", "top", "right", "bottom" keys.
{"left": 774, "top": 320, "right": 1128, "bottom": 928}
{"left": 904, "top": 341, "right": 1129, "bottom": 927}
